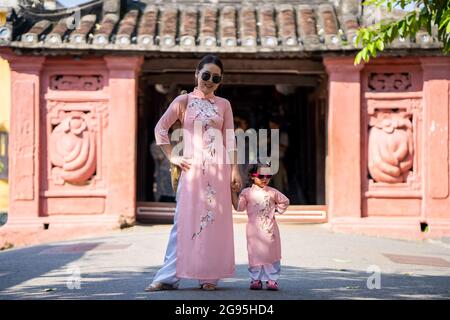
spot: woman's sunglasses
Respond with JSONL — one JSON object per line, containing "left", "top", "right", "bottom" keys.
{"left": 251, "top": 173, "right": 273, "bottom": 179}
{"left": 201, "top": 71, "right": 222, "bottom": 84}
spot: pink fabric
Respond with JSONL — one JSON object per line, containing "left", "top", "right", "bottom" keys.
{"left": 237, "top": 184, "right": 290, "bottom": 267}
{"left": 154, "top": 88, "right": 236, "bottom": 279}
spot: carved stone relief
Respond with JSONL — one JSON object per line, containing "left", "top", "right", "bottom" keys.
{"left": 368, "top": 73, "right": 412, "bottom": 92}
{"left": 368, "top": 110, "right": 414, "bottom": 183}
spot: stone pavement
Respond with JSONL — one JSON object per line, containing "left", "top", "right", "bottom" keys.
{"left": 0, "top": 222, "right": 450, "bottom": 300}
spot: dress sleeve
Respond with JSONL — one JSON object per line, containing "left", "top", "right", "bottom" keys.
{"left": 154, "top": 95, "right": 185, "bottom": 145}
{"left": 274, "top": 189, "right": 290, "bottom": 214}
{"left": 236, "top": 189, "right": 248, "bottom": 212}
{"left": 222, "top": 100, "right": 237, "bottom": 152}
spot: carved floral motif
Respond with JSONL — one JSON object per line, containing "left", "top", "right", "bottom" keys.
{"left": 50, "top": 75, "right": 104, "bottom": 91}
{"left": 49, "top": 111, "right": 97, "bottom": 185}
{"left": 368, "top": 73, "right": 412, "bottom": 92}
{"left": 368, "top": 110, "right": 414, "bottom": 183}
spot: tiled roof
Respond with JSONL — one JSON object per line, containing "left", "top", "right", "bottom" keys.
{"left": 0, "top": 0, "right": 442, "bottom": 54}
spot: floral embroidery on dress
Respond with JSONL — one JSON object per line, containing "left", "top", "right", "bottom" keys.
{"left": 192, "top": 184, "right": 217, "bottom": 239}
{"left": 189, "top": 98, "right": 219, "bottom": 124}
{"left": 252, "top": 188, "right": 275, "bottom": 240}
{"left": 206, "top": 182, "right": 216, "bottom": 203}
{"left": 192, "top": 208, "right": 215, "bottom": 239}
{"left": 203, "top": 134, "right": 216, "bottom": 173}
{"left": 189, "top": 98, "right": 219, "bottom": 175}
{"left": 190, "top": 97, "right": 220, "bottom": 239}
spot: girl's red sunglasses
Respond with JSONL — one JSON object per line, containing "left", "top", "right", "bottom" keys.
{"left": 251, "top": 173, "right": 273, "bottom": 179}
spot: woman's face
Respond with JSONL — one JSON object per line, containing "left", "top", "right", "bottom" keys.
{"left": 195, "top": 63, "right": 222, "bottom": 96}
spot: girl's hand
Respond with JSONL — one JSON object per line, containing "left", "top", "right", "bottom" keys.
{"left": 170, "top": 156, "right": 191, "bottom": 171}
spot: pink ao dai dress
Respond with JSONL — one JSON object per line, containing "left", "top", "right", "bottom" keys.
{"left": 154, "top": 88, "right": 236, "bottom": 281}
{"left": 237, "top": 184, "right": 290, "bottom": 281}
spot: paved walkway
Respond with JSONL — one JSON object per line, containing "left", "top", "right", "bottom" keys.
{"left": 1, "top": 223, "right": 450, "bottom": 300}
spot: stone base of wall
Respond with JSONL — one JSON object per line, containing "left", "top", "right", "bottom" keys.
{"left": 0, "top": 215, "right": 134, "bottom": 250}
{"left": 329, "top": 217, "right": 450, "bottom": 241}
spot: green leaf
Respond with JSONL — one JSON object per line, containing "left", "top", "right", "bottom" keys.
{"left": 359, "top": 0, "right": 450, "bottom": 57}
{"left": 368, "top": 42, "right": 377, "bottom": 56}
{"left": 406, "top": 15, "right": 412, "bottom": 27}
{"left": 355, "top": 31, "right": 363, "bottom": 46}
{"left": 376, "top": 39, "right": 385, "bottom": 51}
{"left": 399, "top": 20, "right": 406, "bottom": 36}
{"left": 361, "top": 47, "right": 370, "bottom": 62}
{"left": 439, "top": 15, "right": 450, "bottom": 30}
{"left": 354, "top": 51, "right": 363, "bottom": 65}
{"left": 387, "top": 25, "right": 394, "bottom": 38}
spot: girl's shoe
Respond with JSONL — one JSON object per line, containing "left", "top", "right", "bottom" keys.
{"left": 266, "top": 280, "right": 279, "bottom": 291}
{"left": 250, "top": 280, "right": 263, "bottom": 290}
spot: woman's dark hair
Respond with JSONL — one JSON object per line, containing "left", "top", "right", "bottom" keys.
{"left": 196, "top": 54, "right": 224, "bottom": 75}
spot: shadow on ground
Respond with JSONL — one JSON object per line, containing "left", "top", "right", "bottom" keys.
{"left": 0, "top": 241, "right": 102, "bottom": 296}
{"left": 0, "top": 239, "right": 449, "bottom": 300}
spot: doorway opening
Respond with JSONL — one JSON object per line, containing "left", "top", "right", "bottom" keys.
{"left": 136, "top": 74, "right": 327, "bottom": 222}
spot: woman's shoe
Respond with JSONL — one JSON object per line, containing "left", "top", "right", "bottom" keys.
{"left": 200, "top": 283, "right": 217, "bottom": 291}
{"left": 145, "top": 282, "right": 177, "bottom": 292}
{"left": 250, "top": 280, "right": 263, "bottom": 290}
{"left": 266, "top": 280, "right": 279, "bottom": 291}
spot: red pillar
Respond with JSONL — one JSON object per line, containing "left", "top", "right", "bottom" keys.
{"left": 324, "top": 57, "right": 363, "bottom": 222}
{"left": 421, "top": 57, "right": 450, "bottom": 237}
{"left": 0, "top": 50, "right": 45, "bottom": 225}
{"left": 104, "top": 56, "right": 143, "bottom": 225}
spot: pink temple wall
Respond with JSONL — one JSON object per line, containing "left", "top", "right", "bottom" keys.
{"left": 0, "top": 50, "right": 449, "bottom": 247}
{"left": 325, "top": 56, "right": 450, "bottom": 239}
{"left": 0, "top": 50, "right": 143, "bottom": 247}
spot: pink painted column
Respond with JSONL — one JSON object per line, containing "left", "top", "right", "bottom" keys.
{"left": 324, "top": 57, "right": 364, "bottom": 221}
{"left": 421, "top": 57, "right": 450, "bottom": 237}
{"left": 104, "top": 56, "right": 143, "bottom": 225}
{"left": 0, "top": 50, "right": 45, "bottom": 223}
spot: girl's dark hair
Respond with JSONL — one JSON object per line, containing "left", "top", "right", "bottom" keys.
{"left": 196, "top": 54, "right": 224, "bottom": 74}
{"left": 247, "top": 161, "right": 271, "bottom": 184}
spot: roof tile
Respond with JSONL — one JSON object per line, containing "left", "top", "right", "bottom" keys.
{"left": 93, "top": 13, "right": 118, "bottom": 45}
{"left": 159, "top": 6, "right": 177, "bottom": 47}
{"left": 277, "top": 4, "right": 298, "bottom": 47}
{"left": 220, "top": 5, "right": 237, "bottom": 47}
{"left": 70, "top": 14, "right": 96, "bottom": 44}
{"left": 199, "top": 6, "right": 218, "bottom": 48}
{"left": 8, "top": 1, "right": 441, "bottom": 53}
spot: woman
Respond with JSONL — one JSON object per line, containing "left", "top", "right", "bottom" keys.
{"left": 146, "top": 55, "right": 242, "bottom": 291}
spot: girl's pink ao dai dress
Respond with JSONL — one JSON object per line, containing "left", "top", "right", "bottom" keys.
{"left": 237, "top": 184, "right": 290, "bottom": 267}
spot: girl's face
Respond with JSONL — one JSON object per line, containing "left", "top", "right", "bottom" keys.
{"left": 251, "top": 170, "right": 272, "bottom": 188}
{"left": 195, "top": 63, "right": 222, "bottom": 96}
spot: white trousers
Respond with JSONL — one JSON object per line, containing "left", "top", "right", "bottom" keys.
{"left": 151, "top": 179, "right": 219, "bottom": 287}
{"left": 248, "top": 261, "right": 281, "bottom": 281}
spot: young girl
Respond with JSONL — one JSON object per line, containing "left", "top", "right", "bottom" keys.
{"left": 232, "top": 163, "right": 290, "bottom": 290}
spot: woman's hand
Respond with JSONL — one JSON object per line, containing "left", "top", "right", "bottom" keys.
{"left": 231, "top": 167, "right": 243, "bottom": 190}
{"left": 231, "top": 181, "right": 241, "bottom": 193}
{"left": 170, "top": 156, "right": 191, "bottom": 172}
